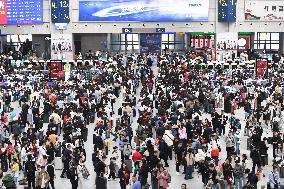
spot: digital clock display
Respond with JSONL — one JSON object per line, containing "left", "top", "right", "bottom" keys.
{"left": 51, "top": 0, "right": 70, "bottom": 23}
{"left": 218, "top": 0, "right": 237, "bottom": 22}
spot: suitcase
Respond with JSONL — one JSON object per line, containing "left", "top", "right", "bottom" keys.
{"left": 264, "top": 154, "right": 268, "bottom": 166}
{"left": 54, "top": 157, "right": 63, "bottom": 170}
{"left": 280, "top": 166, "right": 284, "bottom": 178}
{"left": 133, "top": 108, "right": 136, "bottom": 117}
{"left": 247, "top": 138, "right": 251, "bottom": 150}
{"left": 118, "top": 107, "right": 122, "bottom": 116}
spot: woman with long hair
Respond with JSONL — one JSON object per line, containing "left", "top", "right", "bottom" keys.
{"left": 118, "top": 162, "right": 130, "bottom": 189}
{"left": 156, "top": 165, "right": 170, "bottom": 189}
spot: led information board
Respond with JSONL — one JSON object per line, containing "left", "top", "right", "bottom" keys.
{"left": 218, "top": 0, "right": 237, "bottom": 22}
{"left": 51, "top": 0, "right": 70, "bottom": 23}
{"left": 79, "top": 0, "right": 209, "bottom": 22}
{"left": 0, "top": 0, "right": 43, "bottom": 24}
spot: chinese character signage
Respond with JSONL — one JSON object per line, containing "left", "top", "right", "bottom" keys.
{"left": 0, "top": 0, "right": 42, "bottom": 24}
{"left": 51, "top": 0, "right": 70, "bottom": 23}
{"left": 218, "top": 0, "right": 237, "bottom": 22}
{"left": 245, "top": 0, "right": 284, "bottom": 21}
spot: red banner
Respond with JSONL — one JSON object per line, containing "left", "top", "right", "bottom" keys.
{"left": 0, "top": 0, "right": 7, "bottom": 24}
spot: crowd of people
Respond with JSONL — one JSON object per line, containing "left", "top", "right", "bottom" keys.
{"left": 0, "top": 49, "right": 283, "bottom": 189}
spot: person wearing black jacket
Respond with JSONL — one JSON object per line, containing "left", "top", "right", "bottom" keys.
{"left": 46, "top": 158, "right": 55, "bottom": 189}
{"left": 61, "top": 144, "right": 72, "bottom": 178}
{"left": 250, "top": 147, "right": 261, "bottom": 173}
{"left": 25, "top": 155, "right": 36, "bottom": 189}
{"left": 138, "top": 159, "right": 150, "bottom": 188}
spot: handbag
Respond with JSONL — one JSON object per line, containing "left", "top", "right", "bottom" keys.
{"left": 81, "top": 165, "right": 90, "bottom": 179}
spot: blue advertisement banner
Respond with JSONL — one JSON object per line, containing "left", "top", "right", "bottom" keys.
{"left": 79, "top": 0, "right": 209, "bottom": 22}
{"left": 140, "top": 34, "right": 161, "bottom": 54}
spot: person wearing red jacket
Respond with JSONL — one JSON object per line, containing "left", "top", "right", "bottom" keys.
{"left": 132, "top": 148, "right": 142, "bottom": 171}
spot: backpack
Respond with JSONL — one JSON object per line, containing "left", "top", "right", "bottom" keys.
{"left": 2, "top": 174, "right": 16, "bottom": 189}
{"left": 234, "top": 164, "right": 244, "bottom": 179}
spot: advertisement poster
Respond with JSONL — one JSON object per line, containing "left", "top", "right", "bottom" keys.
{"left": 190, "top": 35, "right": 215, "bottom": 49}
{"left": 216, "top": 33, "right": 238, "bottom": 51}
{"left": 79, "top": 0, "right": 209, "bottom": 21}
{"left": 245, "top": 0, "right": 284, "bottom": 21}
{"left": 51, "top": 34, "right": 73, "bottom": 53}
{"left": 256, "top": 58, "right": 268, "bottom": 77}
{"left": 140, "top": 34, "right": 161, "bottom": 54}
{"left": 49, "top": 60, "right": 63, "bottom": 80}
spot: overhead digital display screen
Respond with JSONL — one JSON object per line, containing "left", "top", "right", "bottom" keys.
{"left": 51, "top": 0, "right": 70, "bottom": 23}
{"left": 218, "top": 0, "right": 237, "bottom": 22}
{"left": 0, "top": 0, "right": 43, "bottom": 24}
{"left": 79, "top": 0, "right": 209, "bottom": 22}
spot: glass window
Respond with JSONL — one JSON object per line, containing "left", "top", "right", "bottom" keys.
{"left": 175, "top": 34, "right": 184, "bottom": 42}
{"left": 271, "top": 33, "right": 279, "bottom": 40}
{"left": 254, "top": 32, "right": 280, "bottom": 51}
{"left": 162, "top": 34, "right": 168, "bottom": 41}
{"left": 110, "top": 34, "right": 139, "bottom": 52}
{"left": 271, "top": 44, "right": 279, "bottom": 49}
{"left": 162, "top": 34, "right": 185, "bottom": 51}
{"left": 126, "top": 34, "right": 133, "bottom": 41}
{"left": 111, "top": 34, "right": 119, "bottom": 42}
{"left": 132, "top": 34, "right": 139, "bottom": 41}
{"left": 168, "top": 34, "right": 175, "bottom": 42}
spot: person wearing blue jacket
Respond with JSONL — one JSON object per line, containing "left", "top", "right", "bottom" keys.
{"left": 131, "top": 175, "right": 141, "bottom": 189}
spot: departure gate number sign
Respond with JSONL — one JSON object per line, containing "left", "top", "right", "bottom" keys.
{"left": 51, "top": 0, "right": 70, "bottom": 23}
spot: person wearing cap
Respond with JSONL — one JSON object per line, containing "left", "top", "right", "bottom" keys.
{"left": 35, "top": 166, "right": 50, "bottom": 189}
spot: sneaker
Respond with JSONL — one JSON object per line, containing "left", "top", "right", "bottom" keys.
{"left": 113, "top": 179, "right": 117, "bottom": 181}
{"left": 176, "top": 172, "right": 181, "bottom": 176}
{"left": 108, "top": 179, "right": 112, "bottom": 181}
